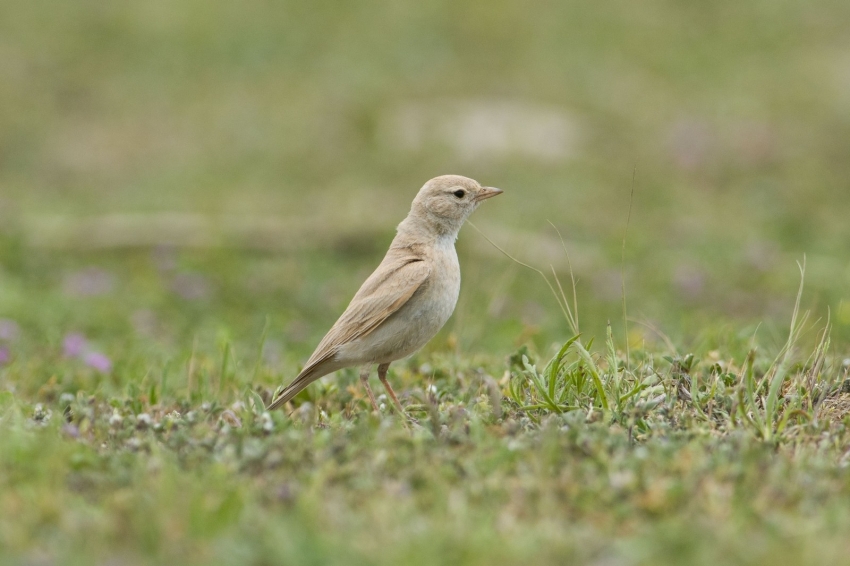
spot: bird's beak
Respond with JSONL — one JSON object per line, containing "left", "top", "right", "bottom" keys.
{"left": 475, "top": 187, "right": 504, "bottom": 201}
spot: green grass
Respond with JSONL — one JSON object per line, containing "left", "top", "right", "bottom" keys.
{"left": 2, "top": 0, "right": 850, "bottom": 563}
{"left": 1, "top": 240, "right": 849, "bottom": 565}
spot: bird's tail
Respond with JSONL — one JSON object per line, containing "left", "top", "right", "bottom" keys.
{"left": 267, "top": 375, "right": 312, "bottom": 411}
{"left": 266, "top": 361, "right": 335, "bottom": 411}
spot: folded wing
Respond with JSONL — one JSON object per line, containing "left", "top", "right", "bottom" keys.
{"left": 267, "top": 254, "right": 430, "bottom": 409}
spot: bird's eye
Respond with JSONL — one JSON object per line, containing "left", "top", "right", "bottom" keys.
{"left": 453, "top": 189, "right": 466, "bottom": 198}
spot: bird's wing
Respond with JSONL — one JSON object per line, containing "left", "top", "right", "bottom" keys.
{"left": 301, "top": 254, "right": 431, "bottom": 373}
{"left": 267, "top": 253, "right": 430, "bottom": 410}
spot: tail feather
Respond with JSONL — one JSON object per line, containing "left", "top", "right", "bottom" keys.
{"left": 266, "top": 359, "right": 339, "bottom": 411}
{"left": 267, "top": 373, "right": 314, "bottom": 411}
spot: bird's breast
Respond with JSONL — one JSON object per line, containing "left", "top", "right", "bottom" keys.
{"left": 425, "top": 241, "right": 461, "bottom": 318}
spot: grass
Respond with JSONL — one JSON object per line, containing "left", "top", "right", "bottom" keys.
{"left": 2, "top": 0, "right": 850, "bottom": 563}
{"left": 1, "top": 239, "right": 849, "bottom": 565}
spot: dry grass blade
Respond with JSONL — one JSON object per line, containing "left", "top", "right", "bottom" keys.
{"left": 467, "top": 220, "right": 578, "bottom": 335}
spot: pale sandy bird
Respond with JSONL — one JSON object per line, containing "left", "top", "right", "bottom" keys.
{"left": 268, "top": 175, "right": 502, "bottom": 414}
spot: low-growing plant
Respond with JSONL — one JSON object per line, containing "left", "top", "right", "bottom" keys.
{"left": 504, "top": 255, "right": 847, "bottom": 446}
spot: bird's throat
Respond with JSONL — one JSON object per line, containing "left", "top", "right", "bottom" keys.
{"left": 395, "top": 214, "right": 460, "bottom": 246}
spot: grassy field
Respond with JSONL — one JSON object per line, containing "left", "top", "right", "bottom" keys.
{"left": 2, "top": 0, "right": 850, "bottom": 564}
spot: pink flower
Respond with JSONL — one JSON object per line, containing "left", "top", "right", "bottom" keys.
{"left": 84, "top": 352, "right": 112, "bottom": 374}
{"left": 63, "top": 333, "right": 88, "bottom": 358}
{"left": 0, "top": 346, "right": 9, "bottom": 365}
{"left": 62, "top": 332, "right": 112, "bottom": 373}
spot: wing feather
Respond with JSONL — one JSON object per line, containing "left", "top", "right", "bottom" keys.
{"left": 268, "top": 252, "right": 431, "bottom": 410}
{"left": 301, "top": 255, "right": 430, "bottom": 374}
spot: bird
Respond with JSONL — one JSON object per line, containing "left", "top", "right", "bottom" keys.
{"left": 267, "top": 175, "right": 503, "bottom": 416}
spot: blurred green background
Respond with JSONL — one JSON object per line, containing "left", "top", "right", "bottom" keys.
{"left": 1, "top": 0, "right": 849, "bottom": 366}
{"left": 2, "top": 3, "right": 850, "bottom": 565}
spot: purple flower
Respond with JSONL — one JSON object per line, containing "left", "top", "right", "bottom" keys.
{"left": 84, "top": 352, "right": 112, "bottom": 374}
{"left": 0, "top": 319, "right": 19, "bottom": 342}
{"left": 62, "top": 332, "right": 113, "bottom": 373}
{"left": 0, "top": 346, "right": 9, "bottom": 365}
{"left": 62, "top": 423, "right": 80, "bottom": 438}
{"left": 63, "top": 333, "right": 88, "bottom": 358}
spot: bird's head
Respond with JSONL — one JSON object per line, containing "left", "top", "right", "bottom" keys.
{"left": 409, "top": 175, "right": 502, "bottom": 236}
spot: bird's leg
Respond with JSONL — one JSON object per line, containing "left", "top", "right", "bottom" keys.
{"left": 377, "top": 363, "right": 408, "bottom": 418}
{"left": 360, "top": 366, "right": 380, "bottom": 413}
